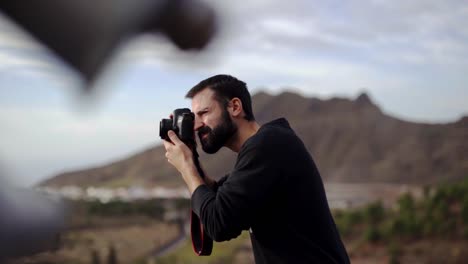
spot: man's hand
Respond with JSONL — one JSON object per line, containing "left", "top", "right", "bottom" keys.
{"left": 163, "top": 130, "right": 204, "bottom": 193}
{"left": 163, "top": 130, "right": 193, "bottom": 173}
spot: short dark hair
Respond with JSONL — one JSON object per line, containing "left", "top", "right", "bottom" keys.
{"left": 186, "top": 74, "right": 255, "bottom": 121}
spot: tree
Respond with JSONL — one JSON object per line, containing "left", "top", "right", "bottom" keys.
{"left": 462, "top": 195, "right": 468, "bottom": 226}
{"left": 90, "top": 249, "right": 101, "bottom": 264}
{"left": 107, "top": 244, "right": 118, "bottom": 264}
{"left": 364, "top": 225, "right": 381, "bottom": 242}
{"left": 364, "top": 200, "right": 385, "bottom": 225}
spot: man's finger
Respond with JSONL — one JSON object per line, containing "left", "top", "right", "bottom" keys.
{"left": 167, "top": 130, "right": 182, "bottom": 145}
{"left": 162, "top": 139, "right": 173, "bottom": 149}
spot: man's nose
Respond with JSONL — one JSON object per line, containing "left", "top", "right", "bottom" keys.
{"left": 194, "top": 118, "right": 204, "bottom": 131}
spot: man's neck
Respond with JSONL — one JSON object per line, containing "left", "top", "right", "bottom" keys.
{"left": 226, "top": 120, "right": 260, "bottom": 153}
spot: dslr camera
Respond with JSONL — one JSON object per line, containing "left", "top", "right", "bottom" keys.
{"left": 159, "top": 108, "right": 195, "bottom": 144}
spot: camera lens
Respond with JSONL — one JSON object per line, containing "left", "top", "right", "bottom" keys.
{"left": 159, "top": 119, "right": 173, "bottom": 140}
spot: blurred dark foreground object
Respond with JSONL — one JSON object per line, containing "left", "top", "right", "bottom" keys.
{"left": 0, "top": 1, "right": 216, "bottom": 258}
{"left": 0, "top": 177, "right": 67, "bottom": 261}
{"left": 0, "top": 0, "right": 217, "bottom": 87}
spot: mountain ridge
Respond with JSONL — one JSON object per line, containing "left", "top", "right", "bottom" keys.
{"left": 40, "top": 91, "right": 468, "bottom": 188}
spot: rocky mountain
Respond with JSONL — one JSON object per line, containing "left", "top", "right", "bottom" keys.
{"left": 40, "top": 91, "right": 468, "bottom": 188}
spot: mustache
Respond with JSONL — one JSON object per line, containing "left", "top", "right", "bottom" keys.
{"left": 198, "top": 126, "right": 212, "bottom": 137}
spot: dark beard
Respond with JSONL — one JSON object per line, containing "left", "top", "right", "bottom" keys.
{"left": 198, "top": 109, "right": 237, "bottom": 154}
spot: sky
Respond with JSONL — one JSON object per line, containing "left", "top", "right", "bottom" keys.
{"left": 1, "top": 0, "right": 467, "bottom": 187}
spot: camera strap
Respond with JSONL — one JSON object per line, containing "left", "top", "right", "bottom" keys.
{"left": 190, "top": 210, "right": 213, "bottom": 255}
{"left": 190, "top": 148, "right": 213, "bottom": 256}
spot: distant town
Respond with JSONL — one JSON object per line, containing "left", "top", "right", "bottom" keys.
{"left": 38, "top": 183, "right": 420, "bottom": 209}
{"left": 38, "top": 185, "right": 191, "bottom": 203}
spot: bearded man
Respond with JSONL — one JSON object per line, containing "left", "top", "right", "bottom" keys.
{"left": 163, "top": 74, "right": 350, "bottom": 263}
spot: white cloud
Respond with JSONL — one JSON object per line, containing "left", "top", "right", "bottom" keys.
{"left": 0, "top": 52, "right": 51, "bottom": 70}
{"left": 259, "top": 18, "right": 312, "bottom": 38}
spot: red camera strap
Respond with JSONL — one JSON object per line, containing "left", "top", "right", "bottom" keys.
{"left": 188, "top": 145, "right": 213, "bottom": 255}
{"left": 190, "top": 210, "right": 213, "bottom": 255}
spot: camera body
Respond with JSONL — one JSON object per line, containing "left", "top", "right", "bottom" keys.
{"left": 159, "top": 108, "right": 195, "bottom": 144}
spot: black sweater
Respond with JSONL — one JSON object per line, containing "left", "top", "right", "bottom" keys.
{"left": 192, "top": 118, "right": 350, "bottom": 263}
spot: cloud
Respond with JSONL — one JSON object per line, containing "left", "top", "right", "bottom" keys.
{"left": 217, "top": 0, "right": 468, "bottom": 64}
{"left": 3, "top": 0, "right": 466, "bottom": 85}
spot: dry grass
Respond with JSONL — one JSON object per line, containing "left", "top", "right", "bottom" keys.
{"left": 10, "top": 220, "right": 180, "bottom": 264}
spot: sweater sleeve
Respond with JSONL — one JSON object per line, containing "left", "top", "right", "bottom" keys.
{"left": 211, "top": 174, "right": 229, "bottom": 192}
{"left": 191, "top": 141, "right": 282, "bottom": 242}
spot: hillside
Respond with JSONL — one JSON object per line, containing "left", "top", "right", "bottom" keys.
{"left": 40, "top": 91, "right": 468, "bottom": 188}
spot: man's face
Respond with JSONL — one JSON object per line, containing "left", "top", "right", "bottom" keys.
{"left": 192, "top": 88, "right": 237, "bottom": 154}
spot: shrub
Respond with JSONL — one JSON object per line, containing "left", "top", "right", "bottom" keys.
{"left": 364, "top": 200, "right": 385, "bottom": 225}
{"left": 364, "top": 225, "right": 381, "bottom": 242}
{"left": 387, "top": 241, "right": 401, "bottom": 264}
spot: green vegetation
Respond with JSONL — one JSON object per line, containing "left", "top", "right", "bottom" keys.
{"left": 334, "top": 178, "right": 468, "bottom": 261}
{"left": 82, "top": 198, "right": 190, "bottom": 220}
{"left": 387, "top": 241, "right": 401, "bottom": 264}
{"left": 335, "top": 179, "right": 468, "bottom": 241}
{"left": 152, "top": 231, "right": 251, "bottom": 264}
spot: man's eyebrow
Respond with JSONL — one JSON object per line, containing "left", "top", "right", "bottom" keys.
{"left": 196, "top": 108, "right": 209, "bottom": 115}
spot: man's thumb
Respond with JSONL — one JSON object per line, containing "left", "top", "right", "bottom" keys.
{"left": 167, "top": 130, "right": 181, "bottom": 143}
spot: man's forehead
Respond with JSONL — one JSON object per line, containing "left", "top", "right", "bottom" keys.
{"left": 191, "top": 88, "right": 216, "bottom": 111}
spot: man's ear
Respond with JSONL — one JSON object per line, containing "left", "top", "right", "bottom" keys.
{"left": 228, "top": 98, "right": 243, "bottom": 118}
